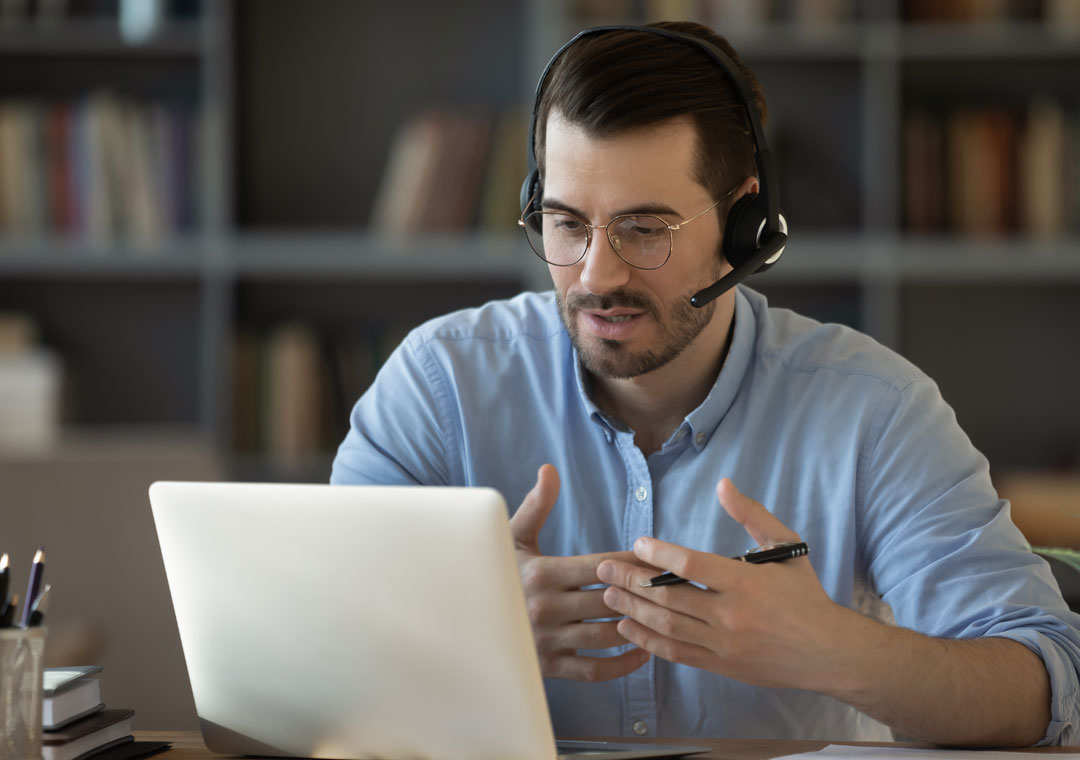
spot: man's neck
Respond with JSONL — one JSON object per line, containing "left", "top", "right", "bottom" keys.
{"left": 590, "top": 302, "right": 736, "bottom": 457}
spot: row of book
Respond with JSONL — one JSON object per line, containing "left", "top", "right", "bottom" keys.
{"left": 0, "top": 95, "right": 201, "bottom": 247}
{"left": 42, "top": 665, "right": 167, "bottom": 760}
{"left": 572, "top": 0, "right": 1080, "bottom": 26}
{"left": 903, "top": 98, "right": 1080, "bottom": 239}
{"left": 371, "top": 108, "right": 526, "bottom": 235}
{"left": 231, "top": 322, "right": 412, "bottom": 463}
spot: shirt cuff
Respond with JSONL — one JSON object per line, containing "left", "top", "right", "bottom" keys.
{"left": 992, "top": 630, "right": 1079, "bottom": 745}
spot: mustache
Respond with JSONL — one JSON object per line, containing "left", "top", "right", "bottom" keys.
{"left": 564, "top": 289, "right": 659, "bottom": 320}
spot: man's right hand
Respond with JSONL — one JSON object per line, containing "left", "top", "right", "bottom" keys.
{"left": 510, "top": 463, "right": 652, "bottom": 681}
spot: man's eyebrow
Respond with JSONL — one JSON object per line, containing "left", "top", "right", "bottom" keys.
{"left": 541, "top": 197, "right": 683, "bottom": 219}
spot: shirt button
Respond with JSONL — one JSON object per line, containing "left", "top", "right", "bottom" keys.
{"left": 632, "top": 721, "right": 648, "bottom": 736}
{"left": 694, "top": 432, "right": 707, "bottom": 446}
{"left": 675, "top": 429, "right": 687, "bottom": 441}
{"left": 635, "top": 486, "right": 648, "bottom": 502}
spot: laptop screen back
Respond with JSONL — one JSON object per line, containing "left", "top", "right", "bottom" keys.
{"left": 149, "top": 481, "right": 556, "bottom": 760}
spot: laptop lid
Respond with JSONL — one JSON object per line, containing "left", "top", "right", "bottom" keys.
{"left": 149, "top": 482, "right": 709, "bottom": 760}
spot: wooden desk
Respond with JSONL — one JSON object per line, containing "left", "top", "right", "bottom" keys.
{"left": 133, "top": 731, "right": 1080, "bottom": 759}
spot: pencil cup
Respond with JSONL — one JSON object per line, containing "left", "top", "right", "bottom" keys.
{"left": 0, "top": 627, "right": 47, "bottom": 760}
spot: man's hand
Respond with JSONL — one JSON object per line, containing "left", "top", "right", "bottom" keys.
{"left": 511, "top": 464, "right": 652, "bottom": 681}
{"left": 596, "top": 477, "right": 851, "bottom": 691}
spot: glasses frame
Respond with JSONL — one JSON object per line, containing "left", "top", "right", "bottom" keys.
{"left": 517, "top": 188, "right": 733, "bottom": 271}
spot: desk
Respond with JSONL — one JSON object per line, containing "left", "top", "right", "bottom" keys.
{"left": 133, "top": 732, "right": 1080, "bottom": 760}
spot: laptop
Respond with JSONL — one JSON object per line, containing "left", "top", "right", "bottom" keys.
{"left": 149, "top": 481, "right": 709, "bottom": 760}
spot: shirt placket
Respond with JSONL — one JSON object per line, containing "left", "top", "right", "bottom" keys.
{"left": 614, "top": 432, "right": 658, "bottom": 738}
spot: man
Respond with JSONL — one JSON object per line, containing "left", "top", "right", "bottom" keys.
{"left": 332, "top": 21, "right": 1080, "bottom": 747}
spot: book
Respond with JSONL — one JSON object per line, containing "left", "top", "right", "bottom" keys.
{"left": 42, "top": 708, "right": 134, "bottom": 760}
{"left": 43, "top": 666, "right": 105, "bottom": 731}
{"left": 903, "top": 108, "right": 945, "bottom": 233}
{"left": 1019, "top": 97, "right": 1066, "bottom": 239}
{"left": 264, "top": 322, "right": 323, "bottom": 462}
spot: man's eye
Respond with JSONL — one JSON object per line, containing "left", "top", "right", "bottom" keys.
{"left": 623, "top": 218, "right": 666, "bottom": 237}
{"left": 553, "top": 217, "right": 584, "bottom": 232}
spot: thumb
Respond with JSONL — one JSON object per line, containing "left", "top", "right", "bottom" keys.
{"left": 717, "top": 477, "right": 800, "bottom": 548}
{"left": 510, "top": 464, "right": 561, "bottom": 552}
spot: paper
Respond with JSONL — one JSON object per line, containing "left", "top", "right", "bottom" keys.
{"left": 776, "top": 745, "right": 1080, "bottom": 760}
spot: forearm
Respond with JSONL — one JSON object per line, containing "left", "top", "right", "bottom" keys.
{"left": 821, "top": 609, "right": 1051, "bottom": 747}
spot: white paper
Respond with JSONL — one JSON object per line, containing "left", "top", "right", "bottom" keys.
{"left": 775, "top": 745, "right": 1080, "bottom": 760}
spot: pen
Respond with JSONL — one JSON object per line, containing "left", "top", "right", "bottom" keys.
{"left": 20, "top": 547, "right": 45, "bottom": 628}
{"left": 640, "top": 541, "right": 809, "bottom": 587}
{"left": 0, "top": 552, "right": 9, "bottom": 610}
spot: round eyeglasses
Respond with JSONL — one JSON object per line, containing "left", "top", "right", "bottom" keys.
{"left": 517, "top": 192, "right": 727, "bottom": 270}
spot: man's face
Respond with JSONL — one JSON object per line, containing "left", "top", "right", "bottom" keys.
{"left": 542, "top": 111, "right": 728, "bottom": 380}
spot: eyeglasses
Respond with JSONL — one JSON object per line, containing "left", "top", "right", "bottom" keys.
{"left": 517, "top": 189, "right": 731, "bottom": 270}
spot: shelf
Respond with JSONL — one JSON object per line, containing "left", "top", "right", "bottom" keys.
{"left": 229, "top": 232, "right": 538, "bottom": 280}
{"left": 898, "top": 22, "right": 1080, "bottom": 60}
{"left": 0, "top": 19, "right": 203, "bottom": 57}
{"left": 0, "top": 237, "right": 211, "bottom": 278}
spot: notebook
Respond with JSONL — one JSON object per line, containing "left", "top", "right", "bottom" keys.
{"left": 149, "top": 481, "right": 709, "bottom": 760}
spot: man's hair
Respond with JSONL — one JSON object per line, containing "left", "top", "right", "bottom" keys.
{"left": 535, "top": 21, "right": 768, "bottom": 225}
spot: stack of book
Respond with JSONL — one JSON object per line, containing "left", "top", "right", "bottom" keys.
{"left": 41, "top": 666, "right": 168, "bottom": 760}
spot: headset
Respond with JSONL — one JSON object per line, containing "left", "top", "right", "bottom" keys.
{"left": 520, "top": 25, "right": 788, "bottom": 308}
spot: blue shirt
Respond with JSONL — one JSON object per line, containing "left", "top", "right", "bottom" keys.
{"left": 332, "top": 285, "right": 1080, "bottom": 745}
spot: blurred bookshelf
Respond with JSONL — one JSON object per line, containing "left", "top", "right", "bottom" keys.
{"left": 1, "top": 0, "right": 1078, "bottom": 484}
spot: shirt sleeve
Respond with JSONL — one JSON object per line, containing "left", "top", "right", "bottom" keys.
{"left": 330, "top": 329, "right": 461, "bottom": 487}
{"left": 857, "top": 375, "right": 1080, "bottom": 745}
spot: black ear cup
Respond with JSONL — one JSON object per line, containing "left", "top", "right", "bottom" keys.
{"left": 722, "top": 192, "right": 768, "bottom": 269}
{"left": 519, "top": 169, "right": 544, "bottom": 234}
{"left": 520, "top": 169, "right": 540, "bottom": 216}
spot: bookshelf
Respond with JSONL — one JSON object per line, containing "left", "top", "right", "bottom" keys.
{"left": 2, "top": 0, "right": 1079, "bottom": 481}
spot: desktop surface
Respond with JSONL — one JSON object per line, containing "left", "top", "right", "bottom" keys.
{"left": 135, "top": 731, "right": 1080, "bottom": 760}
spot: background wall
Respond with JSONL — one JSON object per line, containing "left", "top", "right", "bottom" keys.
{"left": 2, "top": 0, "right": 1079, "bottom": 730}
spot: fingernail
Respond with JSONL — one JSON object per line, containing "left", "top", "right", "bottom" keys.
{"left": 634, "top": 537, "right": 649, "bottom": 554}
{"left": 604, "top": 587, "right": 622, "bottom": 608}
{"left": 597, "top": 561, "right": 613, "bottom": 582}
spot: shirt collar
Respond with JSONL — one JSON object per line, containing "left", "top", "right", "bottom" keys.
{"left": 682, "top": 285, "right": 757, "bottom": 448}
{"left": 571, "top": 286, "right": 758, "bottom": 448}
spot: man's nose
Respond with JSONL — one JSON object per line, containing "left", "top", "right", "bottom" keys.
{"left": 579, "top": 230, "right": 632, "bottom": 295}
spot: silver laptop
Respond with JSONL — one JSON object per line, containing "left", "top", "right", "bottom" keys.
{"left": 149, "top": 481, "right": 709, "bottom": 760}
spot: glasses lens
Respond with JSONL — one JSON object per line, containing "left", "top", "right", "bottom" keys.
{"left": 608, "top": 216, "right": 672, "bottom": 269}
{"left": 522, "top": 211, "right": 588, "bottom": 266}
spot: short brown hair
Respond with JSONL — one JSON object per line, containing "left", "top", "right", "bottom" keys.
{"left": 535, "top": 21, "right": 768, "bottom": 224}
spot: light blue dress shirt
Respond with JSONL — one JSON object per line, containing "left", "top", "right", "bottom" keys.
{"left": 332, "top": 285, "right": 1080, "bottom": 745}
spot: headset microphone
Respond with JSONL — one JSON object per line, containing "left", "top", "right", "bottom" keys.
{"left": 524, "top": 25, "right": 788, "bottom": 309}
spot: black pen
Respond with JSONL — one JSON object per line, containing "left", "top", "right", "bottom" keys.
{"left": 640, "top": 541, "right": 809, "bottom": 587}
{"left": 0, "top": 552, "right": 9, "bottom": 610}
{"left": 20, "top": 547, "right": 45, "bottom": 628}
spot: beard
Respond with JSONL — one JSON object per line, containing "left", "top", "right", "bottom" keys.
{"left": 555, "top": 275, "right": 719, "bottom": 380}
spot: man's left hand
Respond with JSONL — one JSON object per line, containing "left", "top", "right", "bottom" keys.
{"left": 596, "top": 477, "right": 857, "bottom": 692}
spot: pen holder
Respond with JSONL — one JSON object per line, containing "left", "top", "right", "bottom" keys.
{"left": 0, "top": 627, "right": 47, "bottom": 760}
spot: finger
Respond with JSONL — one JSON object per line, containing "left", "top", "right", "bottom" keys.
{"left": 510, "top": 464, "right": 560, "bottom": 550}
{"left": 534, "top": 620, "right": 634, "bottom": 653}
{"left": 527, "top": 588, "right": 624, "bottom": 627}
{"left": 604, "top": 585, "right": 715, "bottom": 646}
{"left": 541, "top": 647, "right": 651, "bottom": 682}
{"left": 522, "top": 550, "right": 648, "bottom": 592}
{"left": 716, "top": 478, "right": 801, "bottom": 547}
{"left": 597, "top": 559, "right": 710, "bottom": 618}
{"left": 615, "top": 617, "right": 716, "bottom": 672}
{"left": 629, "top": 537, "right": 729, "bottom": 590}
